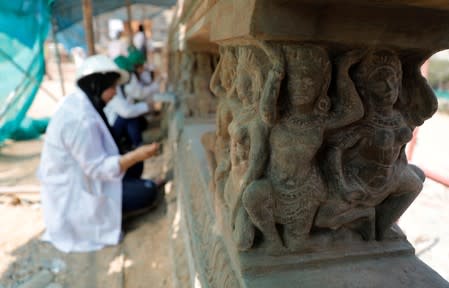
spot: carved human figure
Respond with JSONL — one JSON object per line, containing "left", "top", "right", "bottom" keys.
{"left": 178, "top": 52, "right": 195, "bottom": 114}
{"left": 201, "top": 131, "right": 217, "bottom": 192}
{"left": 315, "top": 50, "right": 425, "bottom": 241}
{"left": 210, "top": 47, "right": 238, "bottom": 199}
{"left": 223, "top": 45, "right": 271, "bottom": 250}
{"left": 241, "top": 46, "right": 364, "bottom": 254}
{"left": 167, "top": 52, "right": 178, "bottom": 93}
{"left": 192, "top": 53, "right": 215, "bottom": 117}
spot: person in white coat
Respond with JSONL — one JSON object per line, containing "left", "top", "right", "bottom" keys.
{"left": 126, "top": 50, "right": 160, "bottom": 103}
{"left": 38, "top": 55, "right": 162, "bottom": 253}
{"left": 108, "top": 52, "right": 160, "bottom": 149}
{"left": 132, "top": 24, "right": 147, "bottom": 59}
{"left": 104, "top": 56, "right": 153, "bottom": 151}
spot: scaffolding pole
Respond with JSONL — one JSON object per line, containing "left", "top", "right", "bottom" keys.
{"left": 50, "top": 13, "right": 66, "bottom": 96}
{"left": 125, "top": 0, "right": 133, "bottom": 46}
{"left": 82, "top": 0, "right": 95, "bottom": 55}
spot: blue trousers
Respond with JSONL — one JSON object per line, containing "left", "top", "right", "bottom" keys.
{"left": 113, "top": 116, "right": 145, "bottom": 148}
{"left": 122, "top": 163, "right": 158, "bottom": 213}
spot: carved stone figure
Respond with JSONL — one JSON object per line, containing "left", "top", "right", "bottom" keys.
{"left": 203, "top": 45, "right": 435, "bottom": 257}
{"left": 210, "top": 47, "right": 238, "bottom": 200}
{"left": 192, "top": 52, "right": 216, "bottom": 117}
{"left": 241, "top": 46, "right": 365, "bottom": 254}
{"left": 201, "top": 131, "right": 217, "bottom": 192}
{"left": 223, "top": 45, "right": 273, "bottom": 251}
{"left": 167, "top": 52, "right": 178, "bottom": 93}
{"left": 178, "top": 52, "right": 195, "bottom": 114}
{"left": 315, "top": 50, "right": 425, "bottom": 241}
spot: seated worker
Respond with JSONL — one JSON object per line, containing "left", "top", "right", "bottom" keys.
{"left": 38, "top": 55, "right": 162, "bottom": 253}
{"left": 104, "top": 56, "right": 153, "bottom": 149}
{"left": 126, "top": 49, "right": 160, "bottom": 103}
{"left": 139, "top": 63, "right": 156, "bottom": 86}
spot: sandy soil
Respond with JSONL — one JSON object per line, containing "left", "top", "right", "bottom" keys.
{"left": 0, "top": 138, "right": 176, "bottom": 288}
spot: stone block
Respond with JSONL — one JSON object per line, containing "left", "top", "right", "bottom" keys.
{"left": 17, "top": 270, "right": 53, "bottom": 288}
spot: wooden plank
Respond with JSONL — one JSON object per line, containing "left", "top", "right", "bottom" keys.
{"left": 82, "top": 0, "right": 95, "bottom": 56}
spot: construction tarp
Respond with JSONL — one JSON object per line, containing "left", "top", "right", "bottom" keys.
{"left": 0, "top": 0, "right": 50, "bottom": 144}
{"left": 54, "top": 3, "right": 168, "bottom": 51}
{"left": 51, "top": 0, "right": 176, "bottom": 32}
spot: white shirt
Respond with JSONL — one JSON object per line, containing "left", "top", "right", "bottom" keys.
{"left": 124, "top": 73, "right": 160, "bottom": 103}
{"left": 104, "top": 86, "right": 150, "bottom": 125}
{"left": 140, "top": 69, "right": 152, "bottom": 85}
{"left": 133, "top": 31, "right": 146, "bottom": 51}
{"left": 37, "top": 89, "right": 124, "bottom": 253}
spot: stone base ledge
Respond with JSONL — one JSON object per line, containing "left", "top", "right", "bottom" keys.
{"left": 234, "top": 238, "right": 414, "bottom": 275}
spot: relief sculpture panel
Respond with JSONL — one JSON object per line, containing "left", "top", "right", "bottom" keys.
{"left": 315, "top": 50, "right": 431, "bottom": 241}
{"left": 223, "top": 45, "right": 271, "bottom": 251}
{"left": 207, "top": 43, "right": 437, "bottom": 256}
{"left": 177, "top": 51, "right": 218, "bottom": 117}
{"left": 210, "top": 47, "right": 238, "bottom": 199}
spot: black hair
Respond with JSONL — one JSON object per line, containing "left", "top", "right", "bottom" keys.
{"left": 77, "top": 72, "right": 124, "bottom": 153}
{"left": 77, "top": 72, "right": 120, "bottom": 109}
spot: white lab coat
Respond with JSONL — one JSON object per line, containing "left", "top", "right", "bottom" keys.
{"left": 124, "top": 73, "right": 160, "bottom": 103}
{"left": 140, "top": 69, "right": 153, "bottom": 85}
{"left": 104, "top": 86, "right": 149, "bottom": 125}
{"left": 133, "top": 31, "right": 146, "bottom": 51}
{"left": 37, "top": 89, "right": 124, "bottom": 253}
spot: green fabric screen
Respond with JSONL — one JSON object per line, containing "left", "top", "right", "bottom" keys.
{"left": 0, "top": 0, "right": 50, "bottom": 144}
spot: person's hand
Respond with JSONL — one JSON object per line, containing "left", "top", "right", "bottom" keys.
{"left": 146, "top": 98, "right": 154, "bottom": 110}
{"left": 134, "top": 143, "right": 160, "bottom": 161}
{"left": 153, "top": 74, "right": 163, "bottom": 84}
{"left": 120, "top": 143, "right": 160, "bottom": 172}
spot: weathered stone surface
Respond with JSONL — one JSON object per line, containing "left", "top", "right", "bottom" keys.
{"left": 173, "top": 123, "right": 242, "bottom": 288}
{"left": 172, "top": 122, "right": 449, "bottom": 287}
{"left": 17, "top": 270, "right": 53, "bottom": 288}
{"left": 45, "top": 283, "right": 63, "bottom": 288}
{"left": 202, "top": 42, "right": 435, "bottom": 257}
{"left": 169, "top": 0, "right": 449, "bottom": 287}
{"left": 171, "top": 50, "right": 217, "bottom": 118}
{"left": 244, "top": 255, "right": 449, "bottom": 288}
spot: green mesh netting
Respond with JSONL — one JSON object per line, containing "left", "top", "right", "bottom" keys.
{"left": 0, "top": 0, "right": 50, "bottom": 144}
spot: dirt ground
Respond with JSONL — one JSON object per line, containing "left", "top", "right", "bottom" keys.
{"left": 1, "top": 62, "right": 448, "bottom": 287}
{"left": 0, "top": 138, "right": 176, "bottom": 288}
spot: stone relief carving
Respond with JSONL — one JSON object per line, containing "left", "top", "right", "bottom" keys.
{"left": 201, "top": 131, "right": 217, "bottom": 192}
{"left": 191, "top": 52, "right": 217, "bottom": 117}
{"left": 206, "top": 43, "right": 436, "bottom": 256}
{"left": 314, "top": 50, "right": 426, "bottom": 241}
{"left": 210, "top": 47, "right": 238, "bottom": 201}
{"left": 222, "top": 45, "right": 272, "bottom": 251}
{"left": 177, "top": 52, "right": 195, "bottom": 114}
{"left": 398, "top": 56, "right": 438, "bottom": 129}
{"left": 241, "top": 46, "right": 364, "bottom": 254}
{"left": 176, "top": 51, "right": 217, "bottom": 117}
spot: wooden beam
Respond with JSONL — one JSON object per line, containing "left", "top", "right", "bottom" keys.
{"left": 82, "top": 0, "right": 95, "bottom": 55}
{"left": 125, "top": 0, "right": 133, "bottom": 46}
{"left": 50, "top": 13, "right": 66, "bottom": 96}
